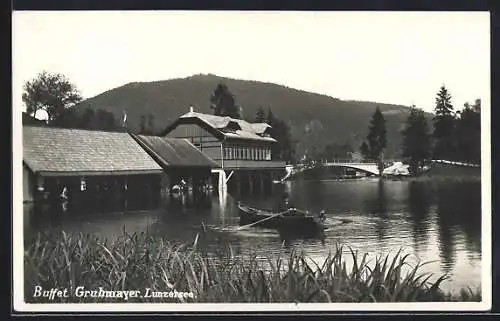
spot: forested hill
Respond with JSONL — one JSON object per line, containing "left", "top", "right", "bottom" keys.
{"left": 75, "top": 73, "right": 433, "bottom": 158}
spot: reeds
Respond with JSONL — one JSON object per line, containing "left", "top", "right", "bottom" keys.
{"left": 24, "top": 231, "right": 481, "bottom": 303}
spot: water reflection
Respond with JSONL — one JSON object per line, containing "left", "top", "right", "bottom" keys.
{"left": 24, "top": 177, "right": 482, "bottom": 294}
{"left": 407, "top": 181, "right": 432, "bottom": 255}
{"left": 218, "top": 189, "right": 228, "bottom": 225}
{"left": 435, "top": 181, "right": 482, "bottom": 271}
{"left": 363, "top": 179, "right": 389, "bottom": 242}
{"left": 435, "top": 183, "right": 458, "bottom": 273}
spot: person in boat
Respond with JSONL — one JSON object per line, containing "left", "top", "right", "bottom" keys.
{"left": 278, "top": 193, "right": 304, "bottom": 216}
{"left": 318, "top": 210, "right": 326, "bottom": 222}
{"left": 179, "top": 177, "right": 187, "bottom": 192}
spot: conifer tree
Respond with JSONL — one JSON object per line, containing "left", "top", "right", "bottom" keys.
{"left": 455, "top": 100, "right": 481, "bottom": 163}
{"left": 432, "top": 85, "right": 456, "bottom": 160}
{"left": 210, "top": 83, "right": 242, "bottom": 119}
{"left": 139, "top": 115, "right": 146, "bottom": 134}
{"left": 401, "top": 105, "right": 431, "bottom": 175}
{"left": 255, "top": 106, "right": 266, "bottom": 123}
{"left": 360, "top": 106, "right": 387, "bottom": 175}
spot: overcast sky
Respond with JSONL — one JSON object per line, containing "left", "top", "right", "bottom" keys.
{"left": 12, "top": 11, "right": 490, "bottom": 117}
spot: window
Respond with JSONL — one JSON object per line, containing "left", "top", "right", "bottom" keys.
{"left": 225, "top": 121, "right": 241, "bottom": 132}
{"left": 80, "top": 177, "right": 87, "bottom": 191}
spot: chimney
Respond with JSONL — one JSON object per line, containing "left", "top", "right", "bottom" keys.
{"left": 189, "top": 106, "right": 194, "bottom": 113}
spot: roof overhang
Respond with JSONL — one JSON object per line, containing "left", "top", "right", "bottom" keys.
{"left": 160, "top": 116, "right": 226, "bottom": 140}
{"left": 223, "top": 136, "right": 277, "bottom": 144}
{"left": 161, "top": 116, "right": 277, "bottom": 143}
{"left": 130, "top": 132, "right": 220, "bottom": 168}
{"left": 34, "top": 169, "right": 164, "bottom": 177}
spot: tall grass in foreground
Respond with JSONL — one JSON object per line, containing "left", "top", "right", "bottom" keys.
{"left": 24, "top": 231, "right": 481, "bottom": 303}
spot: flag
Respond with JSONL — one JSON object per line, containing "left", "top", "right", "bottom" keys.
{"left": 122, "top": 110, "right": 127, "bottom": 126}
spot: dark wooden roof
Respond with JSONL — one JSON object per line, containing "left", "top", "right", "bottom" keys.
{"left": 131, "top": 134, "right": 219, "bottom": 168}
{"left": 23, "top": 126, "right": 163, "bottom": 176}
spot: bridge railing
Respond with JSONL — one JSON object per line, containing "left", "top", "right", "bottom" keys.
{"left": 293, "top": 159, "right": 400, "bottom": 170}
{"left": 324, "top": 159, "right": 401, "bottom": 164}
{"left": 431, "top": 159, "right": 481, "bottom": 168}
{"left": 324, "top": 159, "right": 378, "bottom": 164}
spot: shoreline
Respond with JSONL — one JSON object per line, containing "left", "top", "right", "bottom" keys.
{"left": 23, "top": 231, "right": 481, "bottom": 304}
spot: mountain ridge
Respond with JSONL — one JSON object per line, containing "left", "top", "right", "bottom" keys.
{"left": 75, "top": 73, "right": 434, "bottom": 159}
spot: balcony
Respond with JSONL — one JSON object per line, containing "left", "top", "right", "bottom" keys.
{"left": 218, "top": 159, "right": 286, "bottom": 170}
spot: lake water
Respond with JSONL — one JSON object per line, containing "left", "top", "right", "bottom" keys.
{"left": 24, "top": 176, "right": 482, "bottom": 295}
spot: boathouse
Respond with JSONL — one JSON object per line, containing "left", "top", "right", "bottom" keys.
{"left": 160, "top": 107, "right": 286, "bottom": 193}
{"left": 129, "top": 133, "right": 220, "bottom": 193}
{"left": 22, "top": 126, "right": 165, "bottom": 205}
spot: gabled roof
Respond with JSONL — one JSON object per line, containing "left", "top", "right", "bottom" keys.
{"left": 250, "top": 123, "right": 271, "bottom": 134}
{"left": 23, "top": 126, "right": 163, "bottom": 176}
{"left": 131, "top": 134, "right": 219, "bottom": 168}
{"left": 163, "top": 111, "right": 276, "bottom": 143}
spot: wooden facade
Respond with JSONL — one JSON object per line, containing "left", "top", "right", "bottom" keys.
{"left": 161, "top": 109, "right": 286, "bottom": 194}
{"left": 23, "top": 164, "right": 35, "bottom": 203}
{"left": 27, "top": 171, "right": 165, "bottom": 211}
{"left": 165, "top": 123, "right": 274, "bottom": 164}
{"left": 22, "top": 126, "right": 166, "bottom": 211}
{"left": 129, "top": 134, "right": 219, "bottom": 196}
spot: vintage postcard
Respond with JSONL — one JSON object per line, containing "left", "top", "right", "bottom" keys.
{"left": 12, "top": 10, "right": 491, "bottom": 313}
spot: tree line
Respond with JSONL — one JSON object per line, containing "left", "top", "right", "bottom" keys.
{"left": 22, "top": 71, "right": 123, "bottom": 132}
{"left": 22, "top": 72, "right": 480, "bottom": 172}
{"left": 357, "top": 85, "right": 481, "bottom": 175}
{"left": 22, "top": 72, "right": 296, "bottom": 163}
{"left": 22, "top": 71, "right": 159, "bottom": 135}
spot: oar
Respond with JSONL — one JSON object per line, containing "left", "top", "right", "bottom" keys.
{"left": 236, "top": 210, "right": 288, "bottom": 231}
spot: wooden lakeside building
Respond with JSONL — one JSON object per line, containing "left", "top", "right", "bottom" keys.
{"left": 129, "top": 133, "right": 219, "bottom": 195}
{"left": 22, "top": 126, "right": 218, "bottom": 211}
{"left": 160, "top": 107, "right": 286, "bottom": 194}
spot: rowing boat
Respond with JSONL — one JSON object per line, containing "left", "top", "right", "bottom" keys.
{"left": 237, "top": 203, "right": 326, "bottom": 237}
